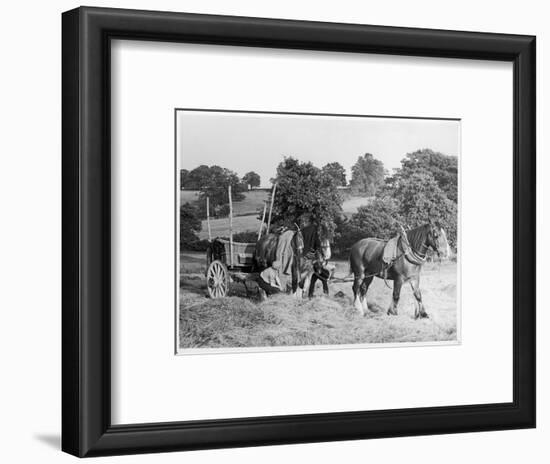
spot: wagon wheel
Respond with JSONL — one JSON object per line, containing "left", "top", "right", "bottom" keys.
{"left": 206, "top": 260, "right": 229, "bottom": 298}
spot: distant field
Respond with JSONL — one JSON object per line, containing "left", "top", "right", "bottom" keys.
{"left": 180, "top": 190, "right": 200, "bottom": 204}
{"left": 199, "top": 215, "right": 261, "bottom": 240}
{"left": 341, "top": 195, "right": 374, "bottom": 215}
{"left": 182, "top": 189, "right": 372, "bottom": 238}
{"left": 180, "top": 189, "right": 268, "bottom": 217}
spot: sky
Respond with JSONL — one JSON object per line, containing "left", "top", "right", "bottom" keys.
{"left": 177, "top": 110, "right": 460, "bottom": 187}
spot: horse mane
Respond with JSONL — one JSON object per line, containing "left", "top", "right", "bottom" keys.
{"left": 405, "top": 224, "right": 430, "bottom": 253}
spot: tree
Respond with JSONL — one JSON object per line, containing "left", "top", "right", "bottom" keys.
{"left": 390, "top": 149, "right": 458, "bottom": 202}
{"left": 391, "top": 170, "right": 457, "bottom": 247}
{"left": 180, "top": 202, "right": 202, "bottom": 249}
{"left": 350, "top": 153, "right": 386, "bottom": 196}
{"left": 350, "top": 198, "right": 401, "bottom": 239}
{"left": 269, "top": 157, "right": 342, "bottom": 236}
{"left": 381, "top": 149, "right": 458, "bottom": 248}
{"left": 196, "top": 165, "right": 245, "bottom": 218}
{"left": 180, "top": 169, "right": 189, "bottom": 190}
{"left": 333, "top": 198, "right": 400, "bottom": 256}
{"left": 242, "top": 171, "right": 261, "bottom": 189}
{"left": 322, "top": 162, "right": 347, "bottom": 187}
{"left": 183, "top": 165, "right": 211, "bottom": 190}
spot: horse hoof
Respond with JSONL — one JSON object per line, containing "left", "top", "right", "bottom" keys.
{"left": 414, "top": 313, "right": 428, "bottom": 320}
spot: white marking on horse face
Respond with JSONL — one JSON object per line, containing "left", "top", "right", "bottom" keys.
{"left": 440, "top": 228, "right": 451, "bottom": 259}
{"left": 321, "top": 238, "right": 331, "bottom": 260}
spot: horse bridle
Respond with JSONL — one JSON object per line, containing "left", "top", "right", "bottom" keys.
{"left": 427, "top": 226, "right": 442, "bottom": 258}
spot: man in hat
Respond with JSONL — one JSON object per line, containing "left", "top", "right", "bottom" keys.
{"left": 308, "top": 260, "right": 335, "bottom": 298}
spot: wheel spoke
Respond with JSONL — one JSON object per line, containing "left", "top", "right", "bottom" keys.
{"left": 206, "top": 261, "right": 229, "bottom": 298}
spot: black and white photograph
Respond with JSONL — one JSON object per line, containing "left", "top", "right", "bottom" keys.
{"left": 0, "top": 0, "right": 541, "bottom": 461}
{"left": 177, "top": 110, "right": 459, "bottom": 352}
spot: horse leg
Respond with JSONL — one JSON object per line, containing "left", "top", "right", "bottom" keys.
{"left": 294, "top": 270, "right": 310, "bottom": 299}
{"left": 352, "top": 274, "right": 364, "bottom": 316}
{"left": 292, "top": 272, "right": 303, "bottom": 298}
{"left": 291, "top": 260, "right": 297, "bottom": 293}
{"left": 301, "top": 274, "right": 312, "bottom": 300}
{"left": 410, "top": 276, "right": 429, "bottom": 319}
{"left": 387, "top": 277, "right": 402, "bottom": 316}
{"left": 293, "top": 282, "right": 303, "bottom": 299}
{"left": 361, "top": 276, "right": 374, "bottom": 313}
{"left": 291, "top": 258, "right": 302, "bottom": 298}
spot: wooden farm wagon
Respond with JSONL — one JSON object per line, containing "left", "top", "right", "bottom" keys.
{"left": 204, "top": 184, "right": 276, "bottom": 298}
{"left": 205, "top": 239, "right": 257, "bottom": 298}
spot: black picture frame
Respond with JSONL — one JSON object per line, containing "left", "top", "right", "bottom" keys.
{"left": 62, "top": 6, "right": 536, "bottom": 457}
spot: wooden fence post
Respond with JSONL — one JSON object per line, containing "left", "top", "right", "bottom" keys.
{"left": 258, "top": 202, "right": 267, "bottom": 240}
{"left": 266, "top": 183, "right": 277, "bottom": 233}
{"left": 206, "top": 196, "right": 212, "bottom": 241}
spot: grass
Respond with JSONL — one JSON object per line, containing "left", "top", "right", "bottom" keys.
{"left": 183, "top": 190, "right": 373, "bottom": 217}
{"left": 180, "top": 190, "right": 266, "bottom": 240}
{"left": 179, "top": 258, "right": 458, "bottom": 349}
{"left": 231, "top": 190, "right": 270, "bottom": 216}
{"left": 199, "top": 215, "right": 261, "bottom": 240}
{"left": 341, "top": 195, "right": 374, "bottom": 215}
{"left": 184, "top": 190, "right": 374, "bottom": 239}
{"left": 181, "top": 189, "right": 268, "bottom": 217}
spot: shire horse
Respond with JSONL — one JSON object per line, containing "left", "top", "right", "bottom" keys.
{"left": 254, "top": 225, "right": 304, "bottom": 293}
{"left": 254, "top": 223, "right": 331, "bottom": 297}
{"left": 349, "top": 222, "right": 450, "bottom": 318}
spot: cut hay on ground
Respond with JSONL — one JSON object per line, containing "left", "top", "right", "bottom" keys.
{"left": 179, "top": 261, "right": 458, "bottom": 349}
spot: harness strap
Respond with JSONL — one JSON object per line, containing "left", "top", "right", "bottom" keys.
{"left": 404, "top": 249, "right": 427, "bottom": 265}
{"left": 365, "top": 235, "right": 426, "bottom": 287}
{"left": 399, "top": 234, "right": 427, "bottom": 265}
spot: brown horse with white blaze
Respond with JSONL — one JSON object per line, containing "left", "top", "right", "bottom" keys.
{"left": 349, "top": 223, "right": 450, "bottom": 318}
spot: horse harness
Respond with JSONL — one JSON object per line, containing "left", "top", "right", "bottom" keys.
{"left": 362, "top": 235, "right": 429, "bottom": 288}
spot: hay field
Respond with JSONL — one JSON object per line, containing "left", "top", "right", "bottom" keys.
{"left": 198, "top": 215, "right": 261, "bottom": 240}
{"left": 181, "top": 189, "right": 268, "bottom": 216}
{"left": 341, "top": 195, "right": 374, "bottom": 215}
{"left": 179, "top": 253, "right": 458, "bottom": 350}
{"left": 182, "top": 190, "right": 374, "bottom": 240}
